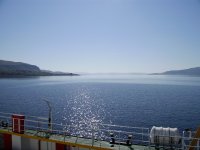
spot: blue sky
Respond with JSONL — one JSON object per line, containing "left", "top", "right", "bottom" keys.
{"left": 0, "top": 0, "right": 200, "bottom": 73}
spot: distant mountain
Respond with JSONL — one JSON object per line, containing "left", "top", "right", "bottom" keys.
{"left": 0, "top": 60, "right": 79, "bottom": 77}
{"left": 152, "top": 67, "right": 200, "bottom": 76}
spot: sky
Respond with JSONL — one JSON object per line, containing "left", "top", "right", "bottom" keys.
{"left": 0, "top": 0, "right": 200, "bottom": 73}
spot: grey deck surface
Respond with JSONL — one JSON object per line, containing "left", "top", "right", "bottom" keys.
{"left": 29, "top": 130, "right": 151, "bottom": 150}
{"left": 0, "top": 127, "right": 154, "bottom": 150}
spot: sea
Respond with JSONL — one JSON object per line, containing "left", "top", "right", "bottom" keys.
{"left": 0, "top": 74, "right": 200, "bottom": 133}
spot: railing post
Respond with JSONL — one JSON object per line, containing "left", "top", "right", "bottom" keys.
{"left": 118, "top": 131, "right": 121, "bottom": 150}
{"left": 142, "top": 128, "right": 144, "bottom": 143}
{"left": 92, "top": 125, "right": 94, "bottom": 146}
{"left": 182, "top": 134, "right": 185, "bottom": 150}
{"left": 148, "top": 128, "right": 151, "bottom": 150}
{"left": 64, "top": 130, "right": 66, "bottom": 142}
{"left": 37, "top": 121, "right": 39, "bottom": 133}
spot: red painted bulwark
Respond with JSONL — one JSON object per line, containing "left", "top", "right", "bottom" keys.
{"left": 3, "top": 134, "right": 12, "bottom": 150}
{"left": 56, "top": 143, "right": 65, "bottom": 150}
{"left": 12, "top": 114, "right": 25, "bottom": 134}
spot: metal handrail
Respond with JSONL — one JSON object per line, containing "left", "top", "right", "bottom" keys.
{"left": 1, "top": 112, "right": 200, "bottom": 150}
{"left": 99, "top": 123, "right": 149, "bottom": 130}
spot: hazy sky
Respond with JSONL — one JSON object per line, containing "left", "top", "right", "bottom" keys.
{"left": 0, "top": 0, "right": 200, "bottom": 73}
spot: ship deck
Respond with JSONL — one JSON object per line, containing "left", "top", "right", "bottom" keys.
{"left": 0, "top": 127, "right": 153, "bottom": 150}
{"left": 1, "top": 112, "right": 192, "bottom": 150}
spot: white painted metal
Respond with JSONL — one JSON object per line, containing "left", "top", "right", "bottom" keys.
{"left": 12, "top": 135, "right": 21, "bottom": 150}
{"left": 150, "top": 126, "right": 180, "bottom": 145}
{"left": 40, "top": 141, "right": 56, "bottom": 150}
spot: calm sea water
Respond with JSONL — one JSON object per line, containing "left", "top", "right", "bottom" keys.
{"left": 0, "top": 75, "right": 200, "bottom": 132}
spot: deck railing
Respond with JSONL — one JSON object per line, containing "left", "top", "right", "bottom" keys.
{"left": 1, "top": 112, "right": 200, "bottom": 150}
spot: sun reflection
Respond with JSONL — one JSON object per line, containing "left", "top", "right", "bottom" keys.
{"left": 62, "top": 87, "right": 105, "bottom": 138}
